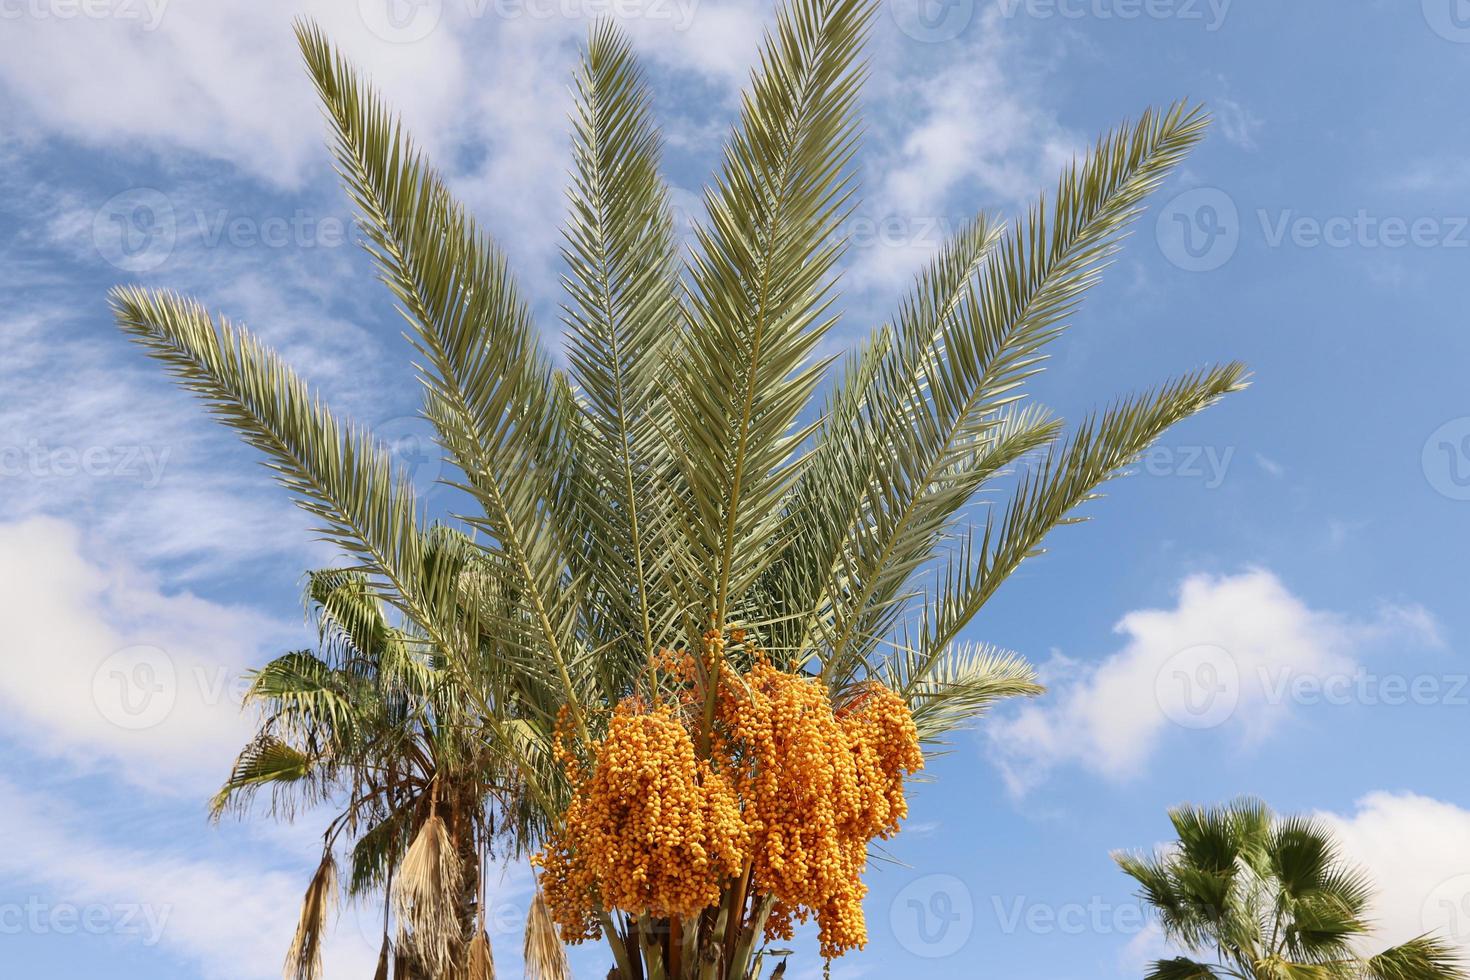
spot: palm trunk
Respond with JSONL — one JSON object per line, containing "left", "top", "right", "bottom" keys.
{"left": 608, "top": 887, "right": 777, "bottom": 980}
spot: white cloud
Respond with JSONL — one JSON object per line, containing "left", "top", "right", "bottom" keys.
{"left": 1214, "top": 95, "right": 1262, "bottom": 151}
{"left": 1319, "top": 792, "right": 1470, "bottom": 958}
{"left": 1, "top": 0, "right": 1085, "bottom": 329}
{"left": 1119, "top": 920, "right": 1170, "bottom": 975}
{"left": 0, "top": 516, "right": 561, "bottom": 977}
{"left": 0, "top": 777, "right": 379, "bottom": 980}
{"left": 1389, "top": 157, "right": 1470, "bottom": 194}
{"left": 1254, "top": 452, "right": 1285, "bottom": 477}
{"left": 0, "top": 516, "right": 299, "bottom": 792}
{"left": 0, "top": 0, "right": 469, "bottom": 190}
{"left": 987, "top": 570, "right": 1442, "bottom": 793}
{"left": 0, "top": 303, "right": 331, "bottom": 576}
{"left": 847, "top": 7, "right": 1079, "bottom": 295}
{"left": 0, "top": 0, "right": 769, "bottom": 279}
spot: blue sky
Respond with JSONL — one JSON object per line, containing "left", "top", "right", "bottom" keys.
{"left": 3, "top": 1, "right": 1470, "bottom": 977}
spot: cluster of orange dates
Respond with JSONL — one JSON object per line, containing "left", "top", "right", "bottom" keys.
{"left": 536, "top": 629, "right": 924, "bottom": 960}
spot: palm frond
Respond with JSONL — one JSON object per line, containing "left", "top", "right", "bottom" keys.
{"left": 666, "top": 0, "right": 875, "bottom": 622}
{"left": 1361, "top": 936, "right": 1468, "bottom": 980}
{"left": 285, "top": 851, "right": 338, "bottom": 980}
{"left": 562, "top": 21, "right": 683, "bottom": 663}
{"left": 373, "top": 934, "right": 390, "bottom": 980}
{"left": 919, "top": 362, "right": 1248, "bottom": 659}
{"left": 525, "top": 885, "right": 572, "bottom": 980}
{"left": 879, "top": 641, "right": 1042, "bottom": 748}
{"left": 468, "top": 928, "right": 496, "bottom": 980}
{"left": 394, "top": 813, "right": 464, "bottom": 975}
{"left": 767, "top": 213, "right": 1004, "bottom": 659}
{"left": 1145, "top": 958, "right": 1222, "bottom": 980}
{"left": 210, "top": 732, "right": 317, "bottom": 821}
{"left": 819, "top": 102, "right": 1215, "bottom": 679}
{"left": 108, "top": 287, "right": 450, "bottom": 640}
{"left": 296, "top": 21, "right": 587, "bottom": 734}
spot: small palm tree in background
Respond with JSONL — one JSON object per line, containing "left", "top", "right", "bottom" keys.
{"left": 1116, "top": 799, "right": 1467, "bottom": 980}
{"left": 111, "top": 0, "right": 1245, "bottom": 975}
{"left": 212, "top": 552, "right": 566, "bottom": 979}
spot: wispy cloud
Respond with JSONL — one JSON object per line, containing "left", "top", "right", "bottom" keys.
{"left": 0, "top": 516, "right": 299, "bottom": 792}
{"left": 987, "top": 570, "right": 1443, "bottom": 793}
{"left": 0, "top": 776, "right": 379, "bottom": 980}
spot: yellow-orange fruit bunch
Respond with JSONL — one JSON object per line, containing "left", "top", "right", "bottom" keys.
{"left": 537, "top": 702, "right": 746, "bottom": 942}
{"left": 719, "top": 664, "right": 924, "bottom": 958}
{"left": 536, "top": 637, "right": 923, "bottom": 961}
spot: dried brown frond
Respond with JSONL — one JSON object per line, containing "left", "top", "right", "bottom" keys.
{"left": 392, "top": 815, "right": 464, "bottom": 975}
{"left": 467, "top": 928, "right": 495, "bottom": 980}
{"left": 523, "top": 886, "right": 570, "bottom": 980}
{"left": 285, "top": 851, "right": 338, "bottom": 980}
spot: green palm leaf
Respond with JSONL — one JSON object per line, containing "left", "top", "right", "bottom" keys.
{"left": 108, "top": 288, "right": 442, "bottom": 631}
{"left": 667, "top": 0, "right": 873, "bottom": 624}
{"left": 561, "top": 21, "right": 683, "bottom": 663}
{"left": 297, "top": 21, "right": 591, "bottom": 737}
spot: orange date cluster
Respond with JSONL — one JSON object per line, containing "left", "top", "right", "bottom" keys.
{"left": 536, "top": 629, "right": 924, "bottom": 961}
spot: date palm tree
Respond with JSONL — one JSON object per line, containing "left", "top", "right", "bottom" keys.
{"left": 1116, "top": 799, "right": 1467, "bottom": 980}
{"left": 111, "top": 0, "right": 1245, "bottom": 975}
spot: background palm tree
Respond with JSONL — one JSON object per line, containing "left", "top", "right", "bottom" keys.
{"left": 213, "top": 548, "right": 539, "bottom": 978}
{"left": 111, "top": 0, "right": 1245, "bottom": 974}
{"left": 1116, "top": 799, "right": 1467, "bottom": 979}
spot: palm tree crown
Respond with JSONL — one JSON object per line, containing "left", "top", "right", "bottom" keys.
{"left": 1116, "top": 799, "right": 1467, "bottom": 980}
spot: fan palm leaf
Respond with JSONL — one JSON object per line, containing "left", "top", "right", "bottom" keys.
{"left": 1118, "top": 800, "right": 1467, "bottom": 980}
